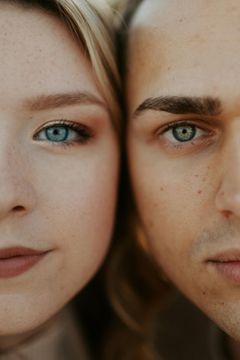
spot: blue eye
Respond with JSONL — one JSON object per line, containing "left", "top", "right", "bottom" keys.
{"left": 34, "top": 121, "right": 93, "bottom": 146}
{"left": 45, "top": 125, "right": 69, "bottom": 142}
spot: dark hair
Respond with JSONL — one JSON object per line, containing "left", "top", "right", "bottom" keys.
{"left": 105, "top": 181, "right": 172, "bottom": 359}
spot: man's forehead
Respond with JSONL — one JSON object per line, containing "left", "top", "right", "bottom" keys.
{"left": 130, "top": 0, "right": 240, "bottom": 33}
{"left": 127, "top": 0, "right": 240, "bottom": 114}
{"left": 130, "top": 0, "right": 170, "bottom": 28}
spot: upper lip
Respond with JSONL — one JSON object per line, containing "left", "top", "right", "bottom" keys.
{"left": 0, "top": 247, "right": 49, "bottom": 259}
{"left": 208, "top": 250, "right": 240, "bottom": 263}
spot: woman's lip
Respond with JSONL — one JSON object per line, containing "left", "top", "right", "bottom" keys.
{"left": 0, "top": 246, "right": 48, "bottom": 259}
{"left": 0, "top": 247, "right": 50, "bottom": 278}
{"left": 208, "top": 250, "right": 240, "bottom": 283}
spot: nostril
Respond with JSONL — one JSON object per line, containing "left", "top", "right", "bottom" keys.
{"left": 13, "top": 205, "right": 25, "bottom": 212}
{"left": 222, "top": 210, "right": 232, "bottom": 219}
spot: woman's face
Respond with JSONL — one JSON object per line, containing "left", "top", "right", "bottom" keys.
{"left": 0, "top": 3, "right": 119, "bottom": 345}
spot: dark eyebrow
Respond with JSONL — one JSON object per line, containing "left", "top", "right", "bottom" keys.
{"left": 133, "top": 96, "right": 222, "bottom": 118}
{"left": 24, "top": 91, "right": 106, "bottom": 111}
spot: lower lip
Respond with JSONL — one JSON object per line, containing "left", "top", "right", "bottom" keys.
{"left": 0, "top": 253, "right": 47, "bottom": 278}
{"left": 210, "top": 261, "right": 240, "bottom": 283}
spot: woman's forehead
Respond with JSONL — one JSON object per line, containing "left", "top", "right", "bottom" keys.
{"left": 0, "top": 3, "right": 103, "bottom": 108}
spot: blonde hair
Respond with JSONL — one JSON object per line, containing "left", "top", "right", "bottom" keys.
{"left": 8, "top": 0, "right": 121, "bottom": 132}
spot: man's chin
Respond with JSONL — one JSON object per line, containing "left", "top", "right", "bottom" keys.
{"left": 200, "top": 301, "right": 240, "bottom": 342}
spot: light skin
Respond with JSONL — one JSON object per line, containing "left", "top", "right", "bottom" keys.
{"left": 127, "top": 0, "right": 240, "bottom": 356}
{"left": 0, "top": 3, "right": 118, "bottom": 349}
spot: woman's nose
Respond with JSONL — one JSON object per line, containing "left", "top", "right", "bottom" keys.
{"left": 0, "top": 147, "right": 36, "bottom": 220}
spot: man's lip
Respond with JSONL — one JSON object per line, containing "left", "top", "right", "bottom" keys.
{"left": 207, "top": 250, "right": 240, "bottom": 263}
{"left": 0, "top": 246, "right": 48, "bottom": 259}
{"left": 207, "top": 250, "right": 240, "bottom": 284}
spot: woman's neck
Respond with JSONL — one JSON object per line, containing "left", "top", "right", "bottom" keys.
{"left": 0, "top": 313, "right": 59, "bottom": 352}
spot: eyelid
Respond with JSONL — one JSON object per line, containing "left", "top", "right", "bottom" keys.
{"left": 34, "top": 119, "right": 80, "bottom": 133}
{"left": 33, "top": 119, "right": 94, "bottom": 137}
{"left": 156, "top": 119, "right": 213, "bottom": 136}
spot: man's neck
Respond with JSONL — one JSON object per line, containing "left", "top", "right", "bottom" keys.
{"left": 228, "top": 336, "right": 240, "bottom": 360}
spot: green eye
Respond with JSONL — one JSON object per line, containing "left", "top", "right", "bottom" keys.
{"left": 161, "top": 122, "right": 210, "bottom": 148}
{"left": 172, "top": 125, "right": 196, "bottom": 142}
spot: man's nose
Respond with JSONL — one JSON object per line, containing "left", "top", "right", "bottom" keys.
{"left": 216, "top": 134, "right": 240, "bottom": 218}
{"left": 0, "top": 147, "right": 36, "bottom": 220}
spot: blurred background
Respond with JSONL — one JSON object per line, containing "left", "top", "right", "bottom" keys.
{"left": 107, "top": 0, "right": 124, "bottom": 11}
{"left": 108, "top": 0, "right": 120, "bottom": 5}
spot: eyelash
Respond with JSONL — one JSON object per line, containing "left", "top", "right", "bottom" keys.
{"left": 33, "top": 120, "right": 94, "bottom": 147}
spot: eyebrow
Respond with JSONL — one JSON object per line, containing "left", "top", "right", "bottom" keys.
{"left": 24, "top": 91, "right": 106, "bottom": 111}
{"left": 133, "top": 96, "right": 222, "bottom": 118}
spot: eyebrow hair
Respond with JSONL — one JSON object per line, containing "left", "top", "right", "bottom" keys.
{"left": 24, "top": 91, "right": 106, "bottom": 111}
{"left": 133, "top": 96, "right": 222, "bottom": 118}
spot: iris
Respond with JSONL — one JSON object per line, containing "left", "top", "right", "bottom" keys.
{"left": 172, "top": 125, "right": 196, "bottom": 142}
{"left": 45, "top": 125, "right": 69, "bottom": 142}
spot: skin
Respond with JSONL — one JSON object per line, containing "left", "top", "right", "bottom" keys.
{"left": 0, "top": 3, "right": 118, "bottom": 349}
{"left": 127, "top": 0, "right": 240, "bottom": 354}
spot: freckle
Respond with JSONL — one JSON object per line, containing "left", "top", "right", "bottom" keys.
{"left": 197, "top": 190, "right": 202, "bottom": 195}
{"left": 194, "top": 174, "right": 199, "bottom": 178}
{"left": 160, "top": 187, "right": 164, "bottom": 191}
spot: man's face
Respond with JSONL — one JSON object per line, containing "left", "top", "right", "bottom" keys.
{"left": 127, "top": 0, "right": 240, "bottom": 340}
